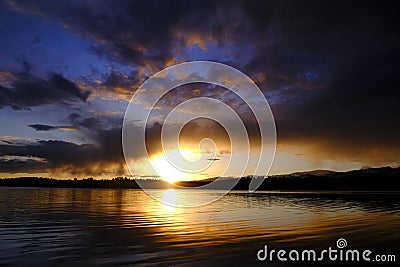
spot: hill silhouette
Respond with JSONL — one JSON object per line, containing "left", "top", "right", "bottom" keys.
{"left": 1, "top": 166, "right": 399, "bottom": 191}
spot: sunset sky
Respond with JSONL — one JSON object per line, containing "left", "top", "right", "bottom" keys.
{"left": 0, "top": 0, "right": 399, "bottom": 179}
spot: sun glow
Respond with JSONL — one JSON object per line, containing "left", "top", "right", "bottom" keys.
{"left": 151, "top": 149, "right": 200, "bottom": 183}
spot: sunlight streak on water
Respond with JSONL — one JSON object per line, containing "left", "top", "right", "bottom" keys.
{"left": 0, "top": 188, "right": 399, "bottom": 266}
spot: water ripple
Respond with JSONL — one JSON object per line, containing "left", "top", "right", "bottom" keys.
{"left": 1, "top": 188, "right": 399, "bottom": 266}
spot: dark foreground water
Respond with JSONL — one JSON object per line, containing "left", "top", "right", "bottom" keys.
{"left": 0, "top": 188, "right": 399, "bottom": 266}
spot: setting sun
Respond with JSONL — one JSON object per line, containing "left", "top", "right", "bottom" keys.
{"left": 151, "top": 149, "right": 200, "bottom": 183}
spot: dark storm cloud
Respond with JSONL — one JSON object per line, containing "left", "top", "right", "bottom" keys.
{"left": 250, "top": 1, "right": 400, "bottom": 161}
{"left": 7, "top": 0, "right": 240, "bottom": 71}
{"left": 2, "top": 0, "right": 400, "bottom": 172}
{"left": 28, "top": 124, "right": 76, "bottom": 131}
{"left": 1, "top": 108, "right": 126, "bottom": 175}
{"left": 92, "top": 71, "right": 140, "bottom": 100}
{"left": 79, "top": 118, "right": 101, "bottom": 129}
{"left": 28, "top": 124, "right": 57, "bottom": 131}
{"left": 276, "top": 46, "right": 400, "bottom": 161}
{"left": 102, "top": 72, "right": 135, "bottom": 90}
{"left": 0, "top": 128, "right": 125, "bottom": 176}
{"left": 68, "top": 113, "right": 81, "bottom": 121}
{"left": 0, "top": 157, "right": 48, "bottom": 173}
{"left": 66, "top": 112, "right": 122, "bottom": 132}
{"left": 0, "top": 72, "right": 91, "bottom": 110}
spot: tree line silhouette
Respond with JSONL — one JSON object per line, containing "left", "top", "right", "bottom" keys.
{"left": 1, "top": 166, "right": 399, "bottom": 191}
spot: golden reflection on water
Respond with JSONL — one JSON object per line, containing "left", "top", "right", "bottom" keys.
{"left": 3, "top": 188, "right": 400, "bottom": 249}
{"left": 161, "top": 189, "right": 178, "bottom": 209}
{"left": 1, "top": 188, "right": 400, "bottom": 266}
{"left": 129, "top": 190, "right": 400, "bottom": 248}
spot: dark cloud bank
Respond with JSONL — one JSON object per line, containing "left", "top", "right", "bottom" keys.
{"left": 0, "top": 0, "right": 399, "bottom": 176}
{"left": 0, "top": 72, "right": 90, "bottom": 110}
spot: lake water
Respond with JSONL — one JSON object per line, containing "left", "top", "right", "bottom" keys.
{"left": 0, "top": 188, "right": 399, "bottom": 266}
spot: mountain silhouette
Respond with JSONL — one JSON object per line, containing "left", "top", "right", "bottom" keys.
{"left": 1, "top": 166, "right": 399, "bottom": 191}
